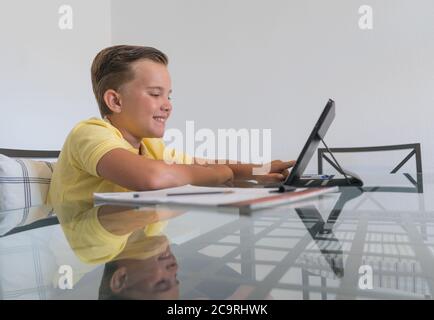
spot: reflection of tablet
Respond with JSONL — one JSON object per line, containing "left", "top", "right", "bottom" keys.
{"left": 283, "top": 99, "right": 363, "bottom": 188}
{"left": 295, "top": 205, "right": 344, "bottom": 278}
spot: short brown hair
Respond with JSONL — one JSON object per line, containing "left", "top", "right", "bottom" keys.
{"left": 91, "top": 45, "right": 168, "bottom": 117}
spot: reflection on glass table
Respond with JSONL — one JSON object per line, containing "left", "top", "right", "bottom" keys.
{"left": 1, "top": 173, "right": 434, "bottom": 299}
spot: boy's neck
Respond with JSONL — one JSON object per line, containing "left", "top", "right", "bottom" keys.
{"left": 105, "top": 116, "right": 142, "bottom": 150}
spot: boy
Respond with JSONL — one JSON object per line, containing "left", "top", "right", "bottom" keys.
{"left": 48, "top": 45, "right": 293, "bottom": 204}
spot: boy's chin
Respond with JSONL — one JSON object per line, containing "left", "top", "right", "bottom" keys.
{"left": 144, "top": 124, "right": 165, "bottom": 138}
{"left": 147, "top": 130, "right": 165, "bottom": 138}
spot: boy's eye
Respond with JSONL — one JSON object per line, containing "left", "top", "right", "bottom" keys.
{"left": 149, "top": 93, "right": 172, "bottom": 100}
{"left": 149, "top": 92, "right": 171, "bottom": 100}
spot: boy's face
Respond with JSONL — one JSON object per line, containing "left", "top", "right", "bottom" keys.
{"left": 118, "top": 59, "right": 172, "bottom": 139}
{"left": 112, "top": 244, "right": 179, "bottom": 299}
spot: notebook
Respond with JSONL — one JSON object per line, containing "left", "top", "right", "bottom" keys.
{"left": 94, "top": 185, "right": 339, "bottom": 214}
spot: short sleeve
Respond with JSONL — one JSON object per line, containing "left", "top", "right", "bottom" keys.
{"left": 69, "top": 121, "right": 129, "bottom": 177}
{"left": 63, "top": 206, "right": 130, "bottom": 264}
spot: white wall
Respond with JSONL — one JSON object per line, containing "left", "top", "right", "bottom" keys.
{"left": 2, "top": 0, "right": 433, "bottom": 173}
{"left": 111, "top": 0, "right": 434, "bottom": 173}
{"left": 0, "top": 0, "right": 111, "bottom": 150}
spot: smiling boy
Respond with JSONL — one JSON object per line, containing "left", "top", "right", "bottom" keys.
{"left": 48, "top": 45, "right": 293, "bottom": 204}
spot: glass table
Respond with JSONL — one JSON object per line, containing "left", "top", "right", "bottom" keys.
{"left": 1, "top": 173, "right": 433, "bottom": 300}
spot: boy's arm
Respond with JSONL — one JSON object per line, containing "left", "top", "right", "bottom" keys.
{"left": 194, "top": 158, "right": 295, "bottom": 184}
{"left": 97, "top": 205, "right": 183, "bottom": 236}
{"left": 96, "top": 148, "right": 233, "bottom": 191}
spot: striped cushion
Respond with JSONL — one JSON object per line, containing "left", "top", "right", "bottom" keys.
{"left": 0, "top": 205, "right": 55, "bottom": 236}
{"left": 0, "top": 154, "right": 55, "bottom": 211}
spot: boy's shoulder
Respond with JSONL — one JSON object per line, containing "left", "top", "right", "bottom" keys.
{"left": 65, "top": 117, "right": 126, "bottom": 145}
{"left": 63, "top": 117, "right": 171, "bottom": 160}
{"left": 62, "top": 117, "right": 127, "bottom": 155}
{"left": 70, "top": 117, "right": 120, "bottom": 136}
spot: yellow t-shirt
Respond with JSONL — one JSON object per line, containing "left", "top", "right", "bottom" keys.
{"left": 53, "top": 200, "right": 168, "bottom": 265}
{"left": 48, "top": 118, "right": 191, "bottom": 204}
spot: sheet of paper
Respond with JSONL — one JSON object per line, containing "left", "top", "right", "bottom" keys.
{"left": 94, "top": 185, "right": 278, "bottom": 206}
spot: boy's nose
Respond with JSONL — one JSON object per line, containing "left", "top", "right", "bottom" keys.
{"left": 162, "top": 102, "right": 172, "bottom": 112}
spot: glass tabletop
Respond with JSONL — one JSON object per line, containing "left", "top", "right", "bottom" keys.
{"left": 1, "top": 173, "right": 433, "bottom": 300}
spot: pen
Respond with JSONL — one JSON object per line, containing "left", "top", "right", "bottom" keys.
{"left": 166, "top": 190, "right": 234, "bottom": 196}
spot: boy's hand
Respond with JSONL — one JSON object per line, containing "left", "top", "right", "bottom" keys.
{"left": 193, "top": 158, "right": 294, "bottom": 186}
{"left": 252, "top": 160, "right": 295, "bottom": 184}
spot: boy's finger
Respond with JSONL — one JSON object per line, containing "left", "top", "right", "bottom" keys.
{"left": 273, "top": 161, "right": 295, "bottom": 172}
{"left": 275, "top": 161, "right": 295, "bottom": 169}
{"left": 284, "top": 160, "right": 296, "bottom": 167}
{"left": 258, "top": 173, "right": 285, "bottom": 183}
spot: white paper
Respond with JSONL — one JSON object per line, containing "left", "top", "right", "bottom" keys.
{"left": 94, "top": 185, "right": 276, "bottom": 206}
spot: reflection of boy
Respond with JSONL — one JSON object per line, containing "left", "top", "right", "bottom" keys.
{"left": 54, "top": 201, "right": 181, "bottom": 299}
{"left": 98, "top": 234, "right": 179, "bottom": 300}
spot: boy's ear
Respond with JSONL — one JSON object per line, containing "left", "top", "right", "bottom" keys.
{"left": 110, "top": 266, "right": 128, "bottom": 294}
{"left": 103, "top": 89, "right": 122, "bottom": 114}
